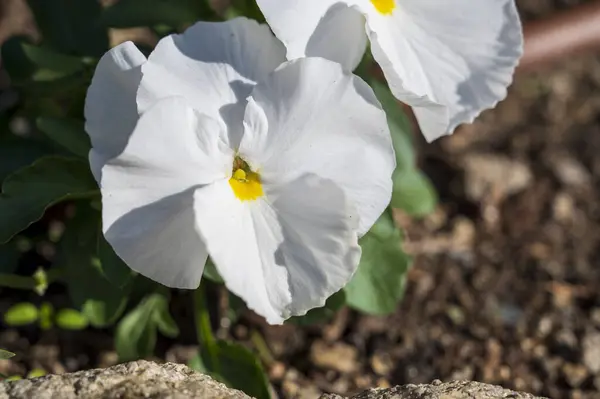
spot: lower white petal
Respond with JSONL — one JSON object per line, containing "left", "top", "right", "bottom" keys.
{"left": 101, "top": 97, "right": 232, "bottom": 289}
{"left": 366, "top": 0, "right": 523, "bottom": 142}
{"left": 193, "top": 175, "right": 360, "bottom": 324}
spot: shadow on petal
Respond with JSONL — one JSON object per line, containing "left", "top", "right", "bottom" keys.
{"left": 104, "top": 185, "right": 208, "bottom": 290}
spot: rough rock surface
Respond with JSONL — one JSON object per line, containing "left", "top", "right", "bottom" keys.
{"left": 0, "top": 360, "right": 249, "bottom": 399}
{"left": 322, "top": 380, "right": 547, "bottom": 399}
{"left": 0, "top": 361, "right": 546, "bottom": 399}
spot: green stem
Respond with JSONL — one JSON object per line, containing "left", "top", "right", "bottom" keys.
{"left": 193, "top": 284, "right": 220, "bottom": 373}
{"left": 0, "top": 274, "right": 37, "bottom": 290}
{"left": 250, "top": 330, "right": 275, "bottom": 368}
{"left": 0, "top": 268, "right": 62, "bottom": 291}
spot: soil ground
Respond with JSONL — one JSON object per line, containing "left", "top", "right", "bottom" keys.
{"left": 2, "top": 1, "right": 600, "bottom": 398}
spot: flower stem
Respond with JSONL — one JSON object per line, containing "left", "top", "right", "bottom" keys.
{"left": 193, "top": 284, "right": 220, "bottom": 373}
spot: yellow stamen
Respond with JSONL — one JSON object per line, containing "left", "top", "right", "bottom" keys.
{"left": 229, "top": 157, "right": 264, "bottom": 201}
{"left": 371, "top": 0, "right": 395, "bottom": 15}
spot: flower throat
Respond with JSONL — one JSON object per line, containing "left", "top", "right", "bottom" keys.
{"left": 371, "top": 0, "right": 395, "bottom": 15}
{"left": 229, "top": 156, "right": 264, "bottom": 201}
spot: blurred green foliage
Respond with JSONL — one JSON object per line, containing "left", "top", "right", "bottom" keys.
{"left": 0, "top": 0, "right": 438, "bottom": 396}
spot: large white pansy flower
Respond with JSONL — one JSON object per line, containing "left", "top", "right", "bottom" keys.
{"left": 255, "top": 0, "right": 524, "bottom": 142}
{"left": 84, "top": 18, "right": 395, "bottom": 324}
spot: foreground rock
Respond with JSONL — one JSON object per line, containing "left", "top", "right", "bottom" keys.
{"left": 321, "top": 380, "right": 546, "bottom": 399}
{"left": 0, "top": 360, "right": 248, "bottom": 399}
{"left": 0, "top": 360, "right": 546, "bottom": 399}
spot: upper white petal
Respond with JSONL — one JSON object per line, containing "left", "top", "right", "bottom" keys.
{"left": 255, "top": 0, "right": 368, "bottom": 71}
{"left": 193, "top": 176, "right": 360, "bottom": 324}
{"left": 84, "top": 41, "right": 147, "bottom": 181}
{"left": 239, "top": 57, "right": 395, "bottom": 236}
{"left": 101, "top": 97, "right": 233, "bottom": 289}
{"left": 137, "top": 17, "right": 286, "bottom": 149}
{"left": 365, "top": 0, "right": 523, "bottom": 141}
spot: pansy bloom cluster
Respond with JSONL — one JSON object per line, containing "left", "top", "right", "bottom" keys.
{"left": 84, "top": 1, "right": 523, "bottom": 324}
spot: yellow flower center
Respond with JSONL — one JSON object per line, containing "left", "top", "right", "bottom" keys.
{"left": 229, "top": 157, "right": 264, "bottom": 201}
{"left": 371, "top": 0, "right": 395, "bottom": 15}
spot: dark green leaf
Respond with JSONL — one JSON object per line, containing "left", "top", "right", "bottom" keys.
{"left": 344, "top": 212, "right": 412, "bottom": 315}
{"left": 115, "top": 294, "right": 166, "bottom": 361}
{"left": 37, "top": 117, "right": 90, "bottom": 158}
{"left": 0, "top": 349, "right": 15, "bottom": 360}
{"left": 0, "top": 136, "right": 56, "bottom": 184}
{"left": 152, "top": 296, "right": 179, "bottom": 338}
{"left": 287, "top": 290, "right": 346, "bottom": 326}
{"left": 370, "top": 79, "right": 416, "bottom": 171}
{"left": 21, "top": 44, "right": 84, "bottom": 79}
{"left": 3, "top": 303, "right": 38, "bottom": 326}
{"left": 391, "top": 169, "right": 438, "bottom": 217}
{"left": 188, "top": 353, "right": 208, "bottom": 373}
{"left": 201, "top": 341, "right": 271, "bottom": 399}
{"left": 97, "top": 235, "right": 134, "bottom": 288}
{"left": 203, "top": 258, "right": 223, "bottom": 284}
{"left": 0, "top": 156, "right": 98, "bottom": 243}
{"left": 193, "top": 287, "right": 270, "bottom": 398}
{"left": 55, "top": 309, "right": 89, "bottom": 330}
{"left": 57, "top": 204, "right": 128, "bottom": 328}
{"left": 100, "top": 0, "right": 213, "bottom": 28}
{"left": 27, "top": 0, "right": 108, "bottom": 57}
{"left": 0, "top": 243, "right": 20, "bottom": 274}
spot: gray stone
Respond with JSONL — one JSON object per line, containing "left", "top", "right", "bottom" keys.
{"left": 0, "top": 361, "right": 546, "bottom": 399}
{"left": 321, "top": 380, "right": 547, "bottom": 399}
{"left": 0, "top": 360, "right": 250, "bottom": 399}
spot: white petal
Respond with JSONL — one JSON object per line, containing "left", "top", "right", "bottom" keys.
{"left": 240, "top": 57, "right": 395, "bottom": 236}
{"left": 137, "top": 17, "right": 285, "bottom": 149}
{"left": 193, "top": 175, "right": 360, "bottom": 324}
{"left": 101, "top": 97, "right": 232, "bottom": 289}
{"left": 366, "top": 0, "right": 523, "bottom": 141}
{"left": 256, "top": 0, "right": 368, "bottom": 71}
{"left": 84, "top": 41, "right": 146, "bottom": 180}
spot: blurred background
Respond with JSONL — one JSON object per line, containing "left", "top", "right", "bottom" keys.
{"left": 1, "top": 0, "right": 600, "bottom": 398}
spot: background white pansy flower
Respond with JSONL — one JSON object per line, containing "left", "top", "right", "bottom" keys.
{"left": 255, "top": 0, "right": 524, "bottom": 142}
{"left": 84, "top": 18, "right": 395, "bottom": 324}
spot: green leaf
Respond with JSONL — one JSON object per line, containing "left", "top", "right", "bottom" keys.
{"left": 203, "top": 341, "right": 271, "bottom": 399}
{"left": 21, "top": 44, "right": 84, "bottom": 79}
{"left": 55, "top": 309, "right": 89, "bottom": 330}
{"left": 26, "top": 368, "right": 47, "bottom": 378}
{"left": 27, "top": 0, "right": 108, "bottom": 57}
{"left": 344, "top": 212, "right": 412, "bottom": 315}
{"left": 0, "top": 243, "right": 20, "bottom": 274}
{"left": 99, "top": 0, "right": 213, "bottom": 28}
{"left": 38, "top": 302, "right": 54, "bottom": 330}
{"left": 203, "top": 258, "right": 223, "bottom": 284}
{"left": 37, "top": 118, "right": 90, "bottom": 158}
{"left": 192, "top": 287, "right": 270, "bottom": 399}
{"left": 0, "top": 136, "right": 56, "bottom": 184}
{"left": 0, "top": 349, "right": 15, "bottom": 360}
{"left": 391, "top": 169, "right": 438, "bottom": 217}
{"left": 57, "top": 204, "right": 128, "bottom": 328}
{"left": 369, "top": 79, "right": 415, "bottom": 171}
{"left": 287, "top": 290, "right": 346, "bottom": 326}
{"left": 115, "top": 294, "right": 172, "bottom": 361}
{"left": 152, "top": 296, "right": 179, "bottom": 338}
{"left": 0, "top": 156, "right": 98, "bottom": 244}
{"left": 4, "top": 303, "right": 39, "bottom": 326}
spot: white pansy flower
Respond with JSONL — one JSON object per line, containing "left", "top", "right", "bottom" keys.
{"left": 255, "top": 0, "right": 524, "bottom": 142}
{"left": 84, "top": 18, "right": 395, "bottom": 324}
